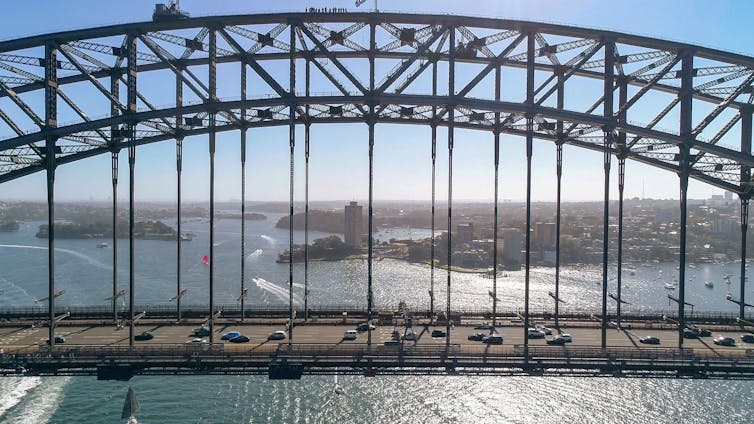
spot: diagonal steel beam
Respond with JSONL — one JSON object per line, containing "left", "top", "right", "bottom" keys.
{"left": 534, "top": 41, "right": 603, "bottom": 106}
{"left": 616, "top": 55, "right": 681, "bottom": 117}
{"left": 138, "top": 34, "right": 208, "bottom": 101}
{"left": 299, "top": 24, "right": 367, "bottom": 94}
{"left": 627, "top": 98, "right": 680, "bottom": 148}
{"left": 181, "top": 27, "right": 209, "bottom": 60}
{"left": 57, "top": 44, "right": 124, "bottom": 109}
{"left": 456, "top": 33, "right": 525, "bottom": 98}
{"left": 376, "top": 25, "right": 446, "bottom": 94}
{"left": 0, "top": 80, "right": 43, "bottom": 127}
{"left": 691, "top": 112, "right": 741, "bottom": 166}
{"left": 694, "top": 72, "right": 754, "bottom": 136}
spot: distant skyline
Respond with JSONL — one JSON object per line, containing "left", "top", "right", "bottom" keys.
{"left": 0, "top": 0, "right": 751, "bottom": 202}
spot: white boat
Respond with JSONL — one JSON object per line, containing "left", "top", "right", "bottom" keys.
{"left": 334, "top": 372, "right": 344, "bottom": 395}
{"left": 704, "top": 281, "right": 714, "bottom": 288}
{"left": 664, "top": 283, "right": 676, "bottom": 290}
{"left": 97, "top": 242, "right": 108, "bottom": 248}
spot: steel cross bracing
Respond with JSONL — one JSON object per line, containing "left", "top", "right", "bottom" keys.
{"left": 0, "top": 12, "right": 752, "bottom": 195}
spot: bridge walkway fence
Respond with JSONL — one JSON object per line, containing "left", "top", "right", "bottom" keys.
{"left": 1, "top": 304, "right": 753, "bottom": 325}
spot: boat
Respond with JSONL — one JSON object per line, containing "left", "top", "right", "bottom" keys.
{"left": 121, "top": 386, "right": 140, "bottom": 423}
{"left": 180, "top": 232, "right": 195, "bottom": 241}
{"left": 664, "top": 283, "right": 676, "bottom": 290}
{"left": 96, "top": 242, "right": 108, "bottom": 248}
{"left": 334, "top": 367, "right": 345, "bottom": 396}
{"left": 704, "top": 281, "right": 714, "bottom": 288}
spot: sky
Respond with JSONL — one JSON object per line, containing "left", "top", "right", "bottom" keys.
{"left": 0, "top": 0, "right": 752, "bottom": 203}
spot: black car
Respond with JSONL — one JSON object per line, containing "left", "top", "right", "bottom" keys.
{"left": 682, "top": 327, "right": 698, "bottom": 339}
{"left": 468, "top": 332, "right": 485, "bottom": 341}
{"left": 639, "top": 336, "right": 661, "bottom": 345}
{"left": 483, "top": 335, "right": 503, "bottom": 345}
{"left": 713, "top": 336, "right": 736, "bottom": 346}
{"left": 357, "top": 323, "right": 376, "bottom": 332}
{"left": 687, "top": 326, "right": 711, "bottom": 337}
{"left": 134, "top": 331, "right": 154, "bottom": 341}
{"left": 229, "top": 335, "right": 250, "bottom": 343}
{"left": 546, "top": 336, "right": 567, "bottom": 345}
{"left": 431, "top": 329, "right": 446, "bottom": 338}
{"left": 742, "top": 333, "right": 754, "bottom": 343}
{"left": 46, "top": 336, "right": 65, "bottom": 344}
{"left": 193, "top": 327, "right": 211, "bottom": 337}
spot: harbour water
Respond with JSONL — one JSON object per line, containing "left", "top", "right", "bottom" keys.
{"left": 1, "top": 213, "right": 753, "bottom": 423}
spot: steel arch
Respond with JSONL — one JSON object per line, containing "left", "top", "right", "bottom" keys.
{"left": 0, "top": 11, "right": 751, "bottom": 194}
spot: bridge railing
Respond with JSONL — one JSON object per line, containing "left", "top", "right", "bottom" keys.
{"left": 1, "top": 304, "right": 752, "bottom": 325}
{"left": 2, "top": 342, "right": 751, "bottom": 365}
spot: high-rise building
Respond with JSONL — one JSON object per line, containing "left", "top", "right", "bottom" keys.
{"left": 502, "top": 228, "right": 522, "bottom": 270}
{"left": 534, "top": 222, "right": 557, "bottom": 250}
{"left": 457, "top": 223, "right": 474, "bottom": 243}
{"left": 344, "top": 201, "right": 363, "bottom": 247}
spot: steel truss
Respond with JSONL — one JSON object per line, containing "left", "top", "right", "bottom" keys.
{"left": 1, "top": 12, "right": 753, "bottom": 350}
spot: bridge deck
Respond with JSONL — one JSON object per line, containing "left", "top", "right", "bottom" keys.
{"left": 2, "top": 322, "right": 754, "bottom": 379}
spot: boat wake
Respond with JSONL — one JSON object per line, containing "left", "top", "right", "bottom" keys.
{"left": 253, "top": 277, "right": 301, "bottom": 304}
{"left": 260, "top": 235, "right": 275, "bottom": 245}
{"left": 0, "top": 377, "right": 41, "bottom": 419}
{"left": 6, "top": 377, "right": 70, "bottom": 424}
{"left": 0, "top": 244, "right": 110, "bottom": 271}
{"left": 247, "top": 249, "right": 263, "bottom": 260}
{"left": 0, "top": 275, "right": 37, "bottom": 303}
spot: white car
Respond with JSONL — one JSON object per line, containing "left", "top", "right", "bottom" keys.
{"left": 267, "top": 331, "right": 287, "bottom": 341}
{"left": 186, "top": 338, "right": 208, "bottom": 345}
{"left": 343, "top": 330, "right": 358, "bottom": 340}
{"left": 535, "top": 325, "right": 553, "bottom": 335}
{"left": 402, "top": 331, "right": 418, "bottom": 341}
{"left": 527, "top": 328, "right": 546, "bottom": 339}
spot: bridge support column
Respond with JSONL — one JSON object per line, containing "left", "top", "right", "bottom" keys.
{"left": 740, "top": 109, "right": 752, "bottom": 322}
{"left": 239, "top": 59, "right": 248, "bottom": 322}
{"left": 523, "top": 31, "right": 535, "bottom": 358}
{"left": 616, "top": 156, "right": 625, "bottom": 327}
{"left": 601, "top": 40, "right": 615, "bottom": 350}
{"left": 128, "top": 143, "right": 135, "bottom": 348}
{"left": 126, "top": 33, "right": 137, "bottom": 348}
{"left": 492, "top": 62, "right": 500, "bottom": 331}
{"left": 555, "top": 141, "right": 563, "bottom": 327}
{"left": 175, "top": 66, "right": 183, "bottom": 323}
{"left": 615, "top": 75, "right": 628, "bottom": 328}
{"left": 110, "top": 74, "right": 120, "bottom": 325}
{"left": 742, "top": 198, "right": 750, "bottom": 321}
{"left": 303, "top": 58, "right": 310, "bottom": 323}
{"left": 45, "top": 144, "right": 56, "bottom": 348}
{"left": 554, "top": 70, "right": 564, "bottom": 328}
{"left": 208, "top": 28, "right": 217, "bottom": 344}
{"left": 445, "top": 26, "right": 455, "bottom": 352}
{"left": 430, "top": 60, "right": 437, "bottom": 323}
{"left": 678, "top": 145, "right": 689, "bottom": 347}
{"left": 176, "top": 138, "right": 183, "bottom": 322}
{"left": 678, "top": 51, "right": 693, "bottom": 348}
{"left": 44, "top": 42, "right": 58, "bottom": 348}
{"left": 111, "top": 152, "right": 119, "bottom": 323}
{"left": 287, "top": 24, "right": 296, "bottom": 344}
{"left": 367, "top": 21, "right": 376, "bottom": 351}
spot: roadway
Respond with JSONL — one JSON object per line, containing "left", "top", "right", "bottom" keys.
{"left": 1, "top": 322, "right": 752, "bottom": 357}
